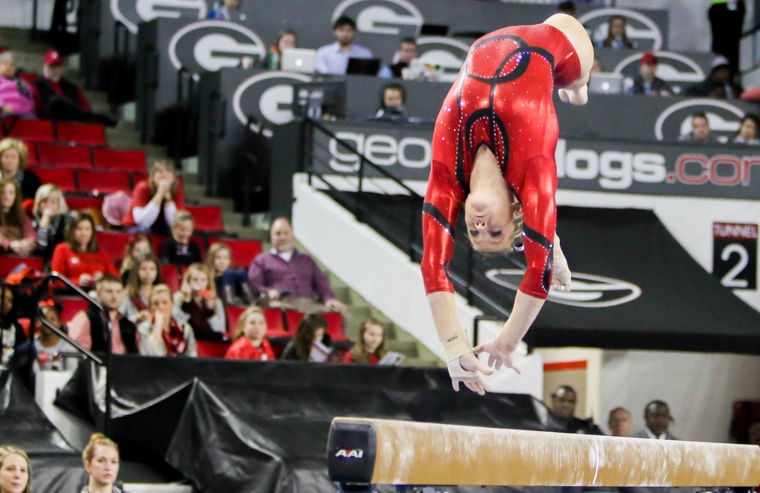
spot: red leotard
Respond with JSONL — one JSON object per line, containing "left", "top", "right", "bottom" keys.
{"left": 421, "top": 24, "right": 581, "bottom": 299}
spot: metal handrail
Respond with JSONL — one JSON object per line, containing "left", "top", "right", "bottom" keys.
{"left": 37, "top": 272, "right": 114, "bottom": 437}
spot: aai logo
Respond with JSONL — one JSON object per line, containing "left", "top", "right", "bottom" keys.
{"left": 110, "top": 0, "right": 207, "bottom": 34}
{"left": 654, "top": 99, "right": 745, "bottom": 141}
{"left": 168, "top": 21, "right": 266, "bottom": 74}
{"left": 332, "top": 0, "right": 423, "bottom": 36}
{"left": 232, "top": 72, "right": 312, "bottom": 132}
{"left": 579, "top": 8, "right": 663, "bottom": 51}
{"left": 416, "top": 36, "right": 471, "bottom": 79}
{"left": 485, "top": 269, "right": 641, "bottom": 308}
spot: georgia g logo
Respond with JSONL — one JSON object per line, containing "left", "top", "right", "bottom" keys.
{"left": 416, "top": 36, "right": 471, "bottom": 80}
{"left": 578, "top": 8, "right": 663, "bottom": 51}
{"left": 168, "top": 21, "right": 266, "bottom": 74}
{"left": 485, "top": 269, "right": 642, "bottom": 308}
{"left": 654, "top": 99, "right": 745, "bottom": 141}
{"left": 332, "top": 0, "right": 423, "bottom": 36}
{"left": 110, "top": 0, "right": 207, "bottom": 34}
{"left": 232, "top": 72, "right": 312, "bottom": 133}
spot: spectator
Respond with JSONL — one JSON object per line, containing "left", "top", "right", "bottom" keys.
{"left": 81, "top": 432, "right": 122, "bottom": 493}
{"left": 549, "top": 385, "right": 604, "bottom": 434}
{"left": 628, "top": 52, "right": 673, "bottom": 96}
{"left": 160, "top": 210, "right": 201, "bottom": 268}
{"left": 50, "top": 213, "right": 119, "bottom": 289}
{"left": 224, "top": 306, "right": 275, "bottom": 360}
{"left": 281, "top": 312, "right": 333, "bottom": 361}
{"left": 389, "top": 37, "right": 417, "bottom": 79}
{"left": 733, "top": 114, "right": 760, "bottom": 144}
{"left": 0, "top": 138, "right": 42, "bottom": 201}
{"left": 0, "top": 445, "right": 31, "bottom": 493}
{"left": 138, "top": 284, "right": 197, "bottom": 357}
{"left": 33, "top": 49, "right": 117, "bottom": 126}
{"left": 370, "top": 83, "right": 409, "bottom": 122}
{"left": 709, "top": 0, "right": 745, "bottom": 75}
{"left": 32, "top": 184, "right": 73, "bottom": 260}
{"left": 0, "top": 287, "right": 23, "bottom": 368}
{"left": 596, "top": 15, "right": 635, "bottom": 49}
{"left": 206, "top": 242, "right": 253, "bottom": 306}
{"left": 264, "top": 29, "right": 297, "bottom": 70}
{"left": 247, "top": 217, "right": 346, "bottom": 311}
{"left": 68, "top": 274, "right": 138, "bottom": 355}
{"left": 34, "top": 298, "right": 75, "bottom": 370}
{"left": 120, "top": 255, "right": 162, "bottom": 325}
{"left": 207, "top": 0, "right": 243, "bottom": 21}
{"left": 315, "top": 16, "right": 373, "bottom": 75}
{"left": 685, "top": 55, "right": 743, "bottom": 100}
{"left": 0, "top": 178, "right": 35, "bottom": 256}
{"left": 123, "top": 160, "right": 185, "bottom": 235}
{"left": 607, "top": 406, "right": 632, "bottom": 437}
{"left": 118, "top": 234, "right": 152, "bottom": 283}
{"left": 172, "top": 263, "right": 226, "bottom": 342}
{"left": 631, "top": 400, "right": 677, "bottom": 439}
{"left": 0, "top": 52, "right": 36, "bottom": 118}
{"left": 678, "top": 112, "right": 721, "bottom": 144}
{"left": 344, "top": 318, "right": 386, "bottom": 364}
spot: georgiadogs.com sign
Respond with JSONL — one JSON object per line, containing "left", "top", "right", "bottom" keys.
{"left": 309, "top": 121, "right": 760, "bottom": 200}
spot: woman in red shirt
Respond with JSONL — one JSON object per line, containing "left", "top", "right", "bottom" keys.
{"left": 225, "top": 306, "right": 275, "bottom": 361}
{"left": 50, "top": 212, "right": 118, "bottom": 288}
{"left": 344, "top": 318, "right": 387, "bottom": 364}
{"left": 122, "top": 160, "right": 185, "bottom": 235}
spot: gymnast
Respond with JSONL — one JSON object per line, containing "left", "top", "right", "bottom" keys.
{"left": 421, "top": 14, "right": 594, "bottom": 394}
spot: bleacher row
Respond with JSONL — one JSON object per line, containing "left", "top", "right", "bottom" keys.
{"left": 0, "top": 115, "right": 350, "bottom": 358}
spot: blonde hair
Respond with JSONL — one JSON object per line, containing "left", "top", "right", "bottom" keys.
{"left": 206, "top": 242, "right": 231, "bottom": 276}
{"left": 32, "top": 184, "right": 68, "bottom": 217}
{"left": 173, "top": 210, "right": 194, "bottom": 227}
{"left": 82, "top": 433, "right": 119, "bottom": 466}
{"left": 149, "top": 283, "right": 172, "bottom": 303}
{"left": 182, "top": 263, "right": 216, "bottom": 296}
{"left": 0, "top": 445, "right": 31, "bottom": 493}
{"left": 234, "top": 305, "right": 266, "bottom": 340}
{"left": 0, "top": 137, "right": 29, "bottom": 171}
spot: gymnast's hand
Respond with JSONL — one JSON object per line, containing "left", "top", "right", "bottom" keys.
{"left": 552, "top": 257, "right": 572, "bottom": 292}
{"left": 447, "top": 352, "right": 493, "bottom": 395}
{"left": 473, "top": 336, "right": 522, "bottom": 373}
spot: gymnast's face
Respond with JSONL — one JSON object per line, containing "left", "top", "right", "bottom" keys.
{"left": 464, "top": 194, "right": 516, "bottom": 254}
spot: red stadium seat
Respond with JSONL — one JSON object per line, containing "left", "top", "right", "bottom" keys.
{"left": 186, "top": 205, "right": 224, "bottom": 233}
{"left": 18, "top": 72, "right": 38, "bottom": 85}
{"left": 160, "top": 264, "right": 180, "bottom": 292}
{"left": 92, "top": 148, "right": 147, "bottom": 172}
{"left": 56, "top": 122, "right": 107, "bottom": 146}
{"left": 37, "top": 143, "right": 92, "bottom": 168}
{"left": 5, "top": 118, "right": 56, "bottom": 142}
{"left": 66, "top": 195, "right": 103, "bottom": 212}
{"left": 225, "top": 305, "right": 245, "bottom": 338}
{"left": 95, "top": 231, "right": 132, "bottom": 265}
{"left": 207, "top": 237, "right": 262, "bottom": 268}
{"left": 323, "top": 312, "right": 348, "bottom": 341}
{"left": 35, "top": 167, "right": 77, "bottom": 193}
{"left": 196, "top": 340, "right": 231, "bottom": 358}
{"left": 0, "top": 255, "right": 44, "bottom": 277}
{"left": 21, "top": 140, "right": 38, "bottom": 166}
{"left": 59, "top": 296, "right": 89, "bottom": 324}
{"left": 284, "top": 309, "right": 305, "bottom": 333}
{"left": 77, "top": 168, "right": 131, "bottom": 195}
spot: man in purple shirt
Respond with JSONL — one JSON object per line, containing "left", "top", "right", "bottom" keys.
{"left": 247, "top": 217, "right": 346, "bottom": 311}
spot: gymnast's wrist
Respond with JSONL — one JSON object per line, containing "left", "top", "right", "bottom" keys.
{"left": 441, "top": 329, "right": 472, "bottom": 362}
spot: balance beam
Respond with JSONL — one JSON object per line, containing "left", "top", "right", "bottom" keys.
{"left": 327, "top": 417, "right": 760, "bottom": 487}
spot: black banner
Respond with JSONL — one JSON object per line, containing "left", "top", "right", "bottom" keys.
{"left": 713, "top": 222, "right": 758, "bottom": 290}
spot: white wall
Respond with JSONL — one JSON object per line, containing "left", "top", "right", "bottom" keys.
{"left": 1, "top": 0, "right": 54, "bottom": 29}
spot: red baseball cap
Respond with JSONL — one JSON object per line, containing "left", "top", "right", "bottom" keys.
{"left": 639, "top": 52, "right": 658, "bottom": 65}
{"left": 44, "top": 49, "right": 63, "bottom": 66}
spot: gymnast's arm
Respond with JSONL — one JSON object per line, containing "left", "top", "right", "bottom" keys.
{"left": 421, "top": 165, "right": 493, "bottom": 394}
